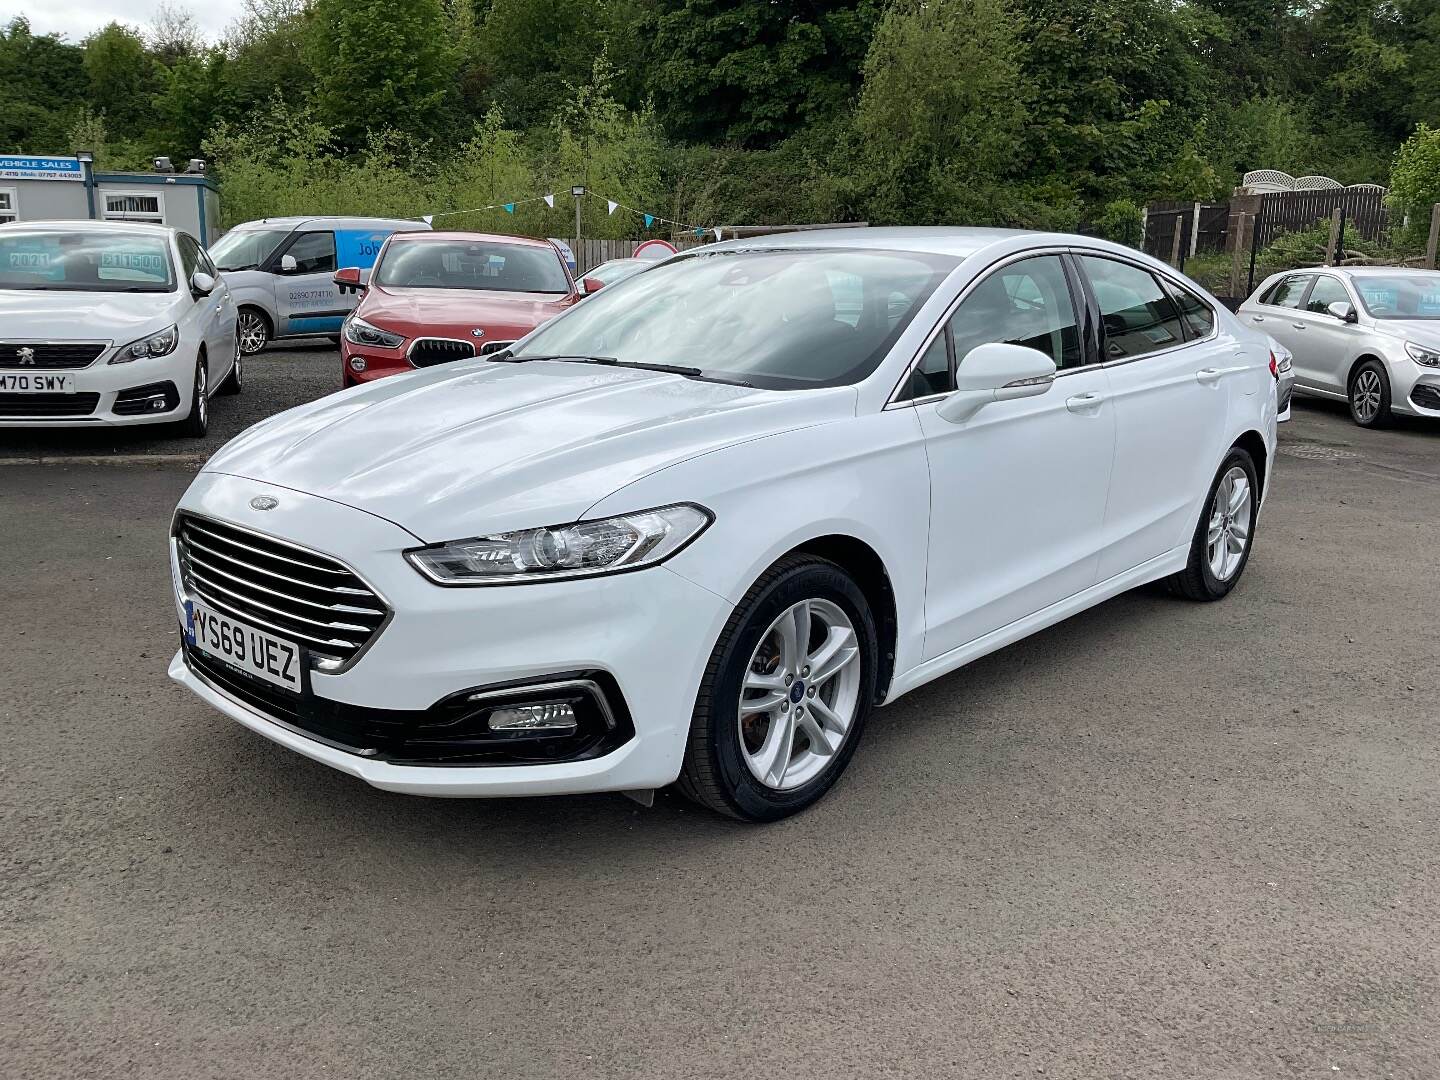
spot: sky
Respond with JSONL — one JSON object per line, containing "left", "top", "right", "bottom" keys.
{"left": 1, "top": 1, "right": 245, "bottom": 42}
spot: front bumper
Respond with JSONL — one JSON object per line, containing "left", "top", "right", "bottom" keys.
{"left": 1394, "top": 365, "right": 1440, "bottom": 417}
{"left": 0, "top": 351, "right": 196, "bottom": 427}
{"left": 169, "top": 471, "right": 734, "bottom": 796}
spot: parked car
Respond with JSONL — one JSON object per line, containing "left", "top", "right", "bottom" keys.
{"left": 1238, "top": 266, "right": 1440, "bottom": 427}
{"left": 579, "top": 257, "right": 650, "bottom": 295}
{"left": 0, "top": 220, "right": 239, "bottom": 437}
{"left": 168, "top": 227, "right": 1277, "bottom": 821}
{"left": 337, "top": 232, "right": 579, "bottom": 386}
{"left": 1266, "top": 335, "right": 1295, "bottom": 421}
{"left": 210, "top": 216, "right": 430, "bottom": 355}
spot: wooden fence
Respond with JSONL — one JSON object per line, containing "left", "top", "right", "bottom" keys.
{"left": 1252, "top": 188, "right": 1389, "bottom": 247}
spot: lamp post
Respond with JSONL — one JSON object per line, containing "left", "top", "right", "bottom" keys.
{"left": 572, "top": 186, "right": 584, "bottom": 243}
{"left": 75, "top": 149, "right": 96, "bottom": 220}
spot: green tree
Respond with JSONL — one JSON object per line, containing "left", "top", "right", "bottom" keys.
{"left": 0, "top": 18, "right": 86, "bottom": 152}
{"left": 82, "top": 23, "right": 158, "bottom": 139}
{"left": 1389, "top": 124, "right": 1440, "bottom": 244}
{"left": 305, "top": 0, "right": 453, "bottom": 147}
{"left": 476, "top": 0, "right": 614, "bottom": 127}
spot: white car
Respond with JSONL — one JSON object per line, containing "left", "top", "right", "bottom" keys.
{"left": 1238, "top": 266, "right": 1440, "bottom": 428}
{"left": 0, "top": 220, "right": 240, "bottom": 436}
{"left": 168, "top": 227, "right": 1278, "bottom": 821}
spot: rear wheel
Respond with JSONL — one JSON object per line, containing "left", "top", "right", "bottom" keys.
{"left": 173, "top": 356, "right": 209, "bottom": 439}
{"left": 237, "top": 308, "right": 270, "bottom": 355}
{"left": 1348, "top": 360, "right": 1392, "bottom": 428}
{"left": 1166, "top": 447, "right": 1257, "bottom": 601}
{"left": 677, "top": 555, "right": 877, "bottom": 822}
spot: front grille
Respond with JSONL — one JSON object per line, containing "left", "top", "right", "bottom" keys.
{"left": 1409, "top": 383, "right": 1440, "bottom": 411}
{"left": 0, "top": 392, "right": 100, "bottom": 417}
{"left": 0, "top": 343, "right": 106, "bottom": 369}
{"left": 174, "top": 513, "right": 389, "bottom": 668}
{"left": 408, "top": 338, "right": 475, "bottom": 368}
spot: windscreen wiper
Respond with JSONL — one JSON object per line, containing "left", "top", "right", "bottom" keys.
{"left": 491, "top": 353, "right": 754, "bottom": 387}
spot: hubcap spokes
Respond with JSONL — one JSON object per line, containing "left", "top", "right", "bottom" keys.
{"left": 738, "top": 598, "right": 861, "bottom": 791}
{"left": 1206, "top": 466, "right": 1252, "bottom": 581}
{"left": 197, "top": 366, "right": 207, "bottom": 424}
{"left": 239, "top": 316, "right": 265, "bottom": 354}
{"left": 1354, "top": 371, "right": 1380, "bottom": 421}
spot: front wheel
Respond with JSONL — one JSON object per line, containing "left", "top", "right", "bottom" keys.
{"left": 677, "top": 555, "right": 878, "bottom": 822}
{"left": 173, "top": 356, "right": 209, "bottom": 438}
{"left": 1166, "top": 447, "right": 1258, "bottom": 601}
{"left": 1348, "top": 360, "right": 1392, "bottom": 428}
{"left": 236, "top": 308, "right": 270, "bottom": 355}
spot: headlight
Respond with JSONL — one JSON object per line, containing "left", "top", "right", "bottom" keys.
{"left": 406, "top": 504, "right": 712, "bottom": 585}
{"left": 110, "top": 324, "right": 178, "bottom": 364}
{"left": 344, "top": 315, "right": 405, "bottom": 349}
{"left": 1405, "top": 341, "right": 1440, "bottom": 367}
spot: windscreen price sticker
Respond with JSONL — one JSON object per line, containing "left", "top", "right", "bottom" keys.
{"left": 101, "top": 252, "right": 165, "bottom": 271}
{"left": 7, "top": 251, "right": 50, "bottom": 268}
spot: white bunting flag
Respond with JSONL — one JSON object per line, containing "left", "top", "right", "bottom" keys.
{"left": 714, "top": 227, "right": 723, "bottom": 240}
{"left": 543, "top": 194, "right": 554, "bottom": 208}
{"left": 422, "top": 214, "right": 434, "bottom": 225}
{"left": 607, "top": 200, "right": 618, "bottom": 215}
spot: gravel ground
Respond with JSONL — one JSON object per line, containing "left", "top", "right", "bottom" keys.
{"left": 0, "top": 342, "right": 340, "bottom": 460}
{"left": 1, "top": 400, "right": 1438, "bottom": 1079}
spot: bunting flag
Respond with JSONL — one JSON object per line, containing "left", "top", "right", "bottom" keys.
{"left": 644, "top": 213, "right": 654, "bottom": 228}
{"left": 421, "top": 214, "right": 434, "bottom": 225}
{"left": 714, "top": 227, "right": 723, "bottom": 241}
{"left": 607, "top": 200, "right": 619, "bottom": 216}
{"left": 423, "top": 188, "right": 720, "bottom": 237}
{"left": 543, "top": 194, "right": 555, "bottom": 208}
{"left": 503, "top": 202, "right": 515, "bottom": 214}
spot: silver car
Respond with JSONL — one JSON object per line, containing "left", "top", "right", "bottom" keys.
{"left": 1238, "top": 267, "right": 1440, "bottom": 427}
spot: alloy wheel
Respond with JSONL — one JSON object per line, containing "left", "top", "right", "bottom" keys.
{"left": 237, "top": 312, "right": 268, "bottom": 354}
{"left": 196, "top": 362, "right": 207, "bottom": 426}
{"left": 1352, "top": 369, "right": 1383, "bottom": 423}
{"left": 737, "top": 598, "right": 862, "bottom": 791}
{"left": 1206, "top": 465, "right": 1252, "bottom": 582}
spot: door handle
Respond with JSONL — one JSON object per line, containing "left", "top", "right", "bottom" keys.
{"left": 1291, "top": 322, "right": 1307, "bottom": 330}
{"left": 1065, "top": 392, "right": 1104, "bottom": 413}
{"left": 1250, "top": 314, "right": 1265, "bottom": 323}
{"left": 1196, "top": 367, "right": 1222, "bottom": 385}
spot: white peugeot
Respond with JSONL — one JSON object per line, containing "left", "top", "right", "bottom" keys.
{"left": 169, "top": 228, "right": 1278, "bottom": 821}
{"left": 0, "top": 220, "right": 240, "bottom": 436}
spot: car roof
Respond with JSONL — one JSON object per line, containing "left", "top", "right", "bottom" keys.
{"left": 228, "top": 216, "right": 430, "bottom": 232}
{"left": 0, "top": 219, "right": 176, "bottom": 237}
{"left": 704, "top": 226, "right": 1054, "bottom": 259}
{"left": 389, "top": 230, "right": 559, "bottom": 248}
{"left": 1332, "top": 265, "right": 1440, "bottom": 277}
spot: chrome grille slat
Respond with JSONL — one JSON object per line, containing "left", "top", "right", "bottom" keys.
{"left": 175, "top": 513, "right": 389, "bottom": 666}
{"left": 181, "top": 534, "right": 377, "bottom": 598}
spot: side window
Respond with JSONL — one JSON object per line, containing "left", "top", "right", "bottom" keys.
{"left": 906, "top": 331, "right": 952, "bottom": 398}
{"left": 949, "top": 255, "right": 1082, "bottom": 372}
{"left": 1079, "top": 256, "right": 1186, "bottom": 360}
{"left": 198, "top": 246, "right": 218, "bottom": 277}
{"left": 1305, "top": 276, "right": 1350, "bottom": 314}
{"left": 176, "top": 234, "right": 200, "bottom": 280}
{"left": 1164, "top": 279, "right": 1215, "bottom": 339}
{"left": 1264, "top": 275, "right": 1312, "bottom": 309}
{"left": 283, "top": 231, "right": 337, "bottom": 274}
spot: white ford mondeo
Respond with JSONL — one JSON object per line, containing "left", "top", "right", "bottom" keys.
{"left": 169, "top": 227, "right": 1278, "bottom": 821}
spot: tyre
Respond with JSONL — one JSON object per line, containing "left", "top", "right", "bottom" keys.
{"left": 1166, "top": 447, "right": 1258, "bottom": 601}
{"left": 236, "top": 308, "right": 270, "bottom": 355}
{"left": 1348, "top": 359, "right": 1392, "bottom": 428}
{"left": 677, "top": 555, "right": 878, "bottom": 822}
{"left": 217, "top": 336, "right": 243, "bottom": 395}
{"left": 174, "top": 356, "right": 209, "bottom": 439}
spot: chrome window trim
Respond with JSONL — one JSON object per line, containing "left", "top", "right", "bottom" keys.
{"left": 171, "top": 511, "right": 394, "bottom": 676}
{"left": 1256, "top": 271, "right": 1316, "bottom": 312}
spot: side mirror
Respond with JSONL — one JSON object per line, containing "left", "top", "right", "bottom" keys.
{"left": 279, "top": 254, "right": 298, "bottom": 273}
{"left": 1327, "top": 300, "right": 1358, "bottom": 323}
{"left": 936, "top": 342, "right": 1056, "bottom": 424}
{"left": 334, "top": 266, "right": 364, "bottom": 294}
{"left": 581, "top": 275, "right": 605, "bottom": 295}
{"left": 190, "top": 271, "right": 216, "bottom": 296}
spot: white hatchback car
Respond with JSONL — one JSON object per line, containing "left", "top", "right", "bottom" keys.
{"left": 169, "top": 228, "right": 1278, "bottom": 821}
{"left": 0, "top": 220, "right": 240, "bottom": 436}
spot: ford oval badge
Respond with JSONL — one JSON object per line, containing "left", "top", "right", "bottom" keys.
{"left": 250, "top": 496, "right": 279, "bottom": 511}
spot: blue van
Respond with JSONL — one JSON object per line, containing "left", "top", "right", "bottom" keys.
{"left": 208, "top": 216, "right": 431, "bottom": 353}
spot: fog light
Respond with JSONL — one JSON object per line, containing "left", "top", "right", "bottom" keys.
{"left": 485, "top": 701, "right": 578, "bottom": 733}
{"left": 349, "top": 356, "right": 366, "bottom": 373}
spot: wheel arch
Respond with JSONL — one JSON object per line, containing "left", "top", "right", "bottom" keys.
{"left": 779, "top": 533, "right": 898, "bottom": 703}
{"left": 1347, "top": 352, "right": 1386, "bottom": 390}
{"left": 238, "top": 303, "right": 274, "bottom": 336}
{"left": 1231, "top": 429, "right": 1268, "bottom": 499}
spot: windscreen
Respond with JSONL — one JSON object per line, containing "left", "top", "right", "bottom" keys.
{"left": 1351, "top": 274, "right": 1440, "bottom": 319}
{"left": 210, "top": 228, "right": 291, "bottom": 272}
{"left": 512, "top": 247, "right": 958, "bottom": 389}
{"left": 375, "top": 240, "right": 571, "bottom": 293}
{"left": 0, "top": 231, "right": 175, "bottom": 292}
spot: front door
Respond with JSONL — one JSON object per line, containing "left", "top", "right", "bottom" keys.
{"left": 271, "top": 230, "right": 344, "bottom": 337}
{"left": 915, "top": 253, "right": 1116, "bottom": 660}
{"left": 1291, "top": 273, "right": 1360, "bottom": 394}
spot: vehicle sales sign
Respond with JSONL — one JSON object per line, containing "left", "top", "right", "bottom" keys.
{"left": 0, "top": 156, "right": 84, "bottom": 181}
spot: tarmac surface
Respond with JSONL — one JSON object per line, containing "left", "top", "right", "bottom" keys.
{"left": 2, "top": 393, "right": 1438, "bottom": 1079}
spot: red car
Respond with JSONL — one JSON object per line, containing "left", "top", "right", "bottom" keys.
{"left": 335, "top": 231, "right": 581, "bottom": 386}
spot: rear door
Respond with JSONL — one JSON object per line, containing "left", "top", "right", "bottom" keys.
{"left": 1240, "top": 273, "right": 1312, "bottom": 375}
{"left": 269, "top": 229, "right": 343, "bottom": 337}
{"left": 1077, "top": 253, "right": 1239, "bottom": 580}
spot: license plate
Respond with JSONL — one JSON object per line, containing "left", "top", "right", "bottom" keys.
{"left": 0, "top": 372, "right": 74, "bottom": 393}
{"left": 185, "top": 600, "right": 303, "bottom": 693}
